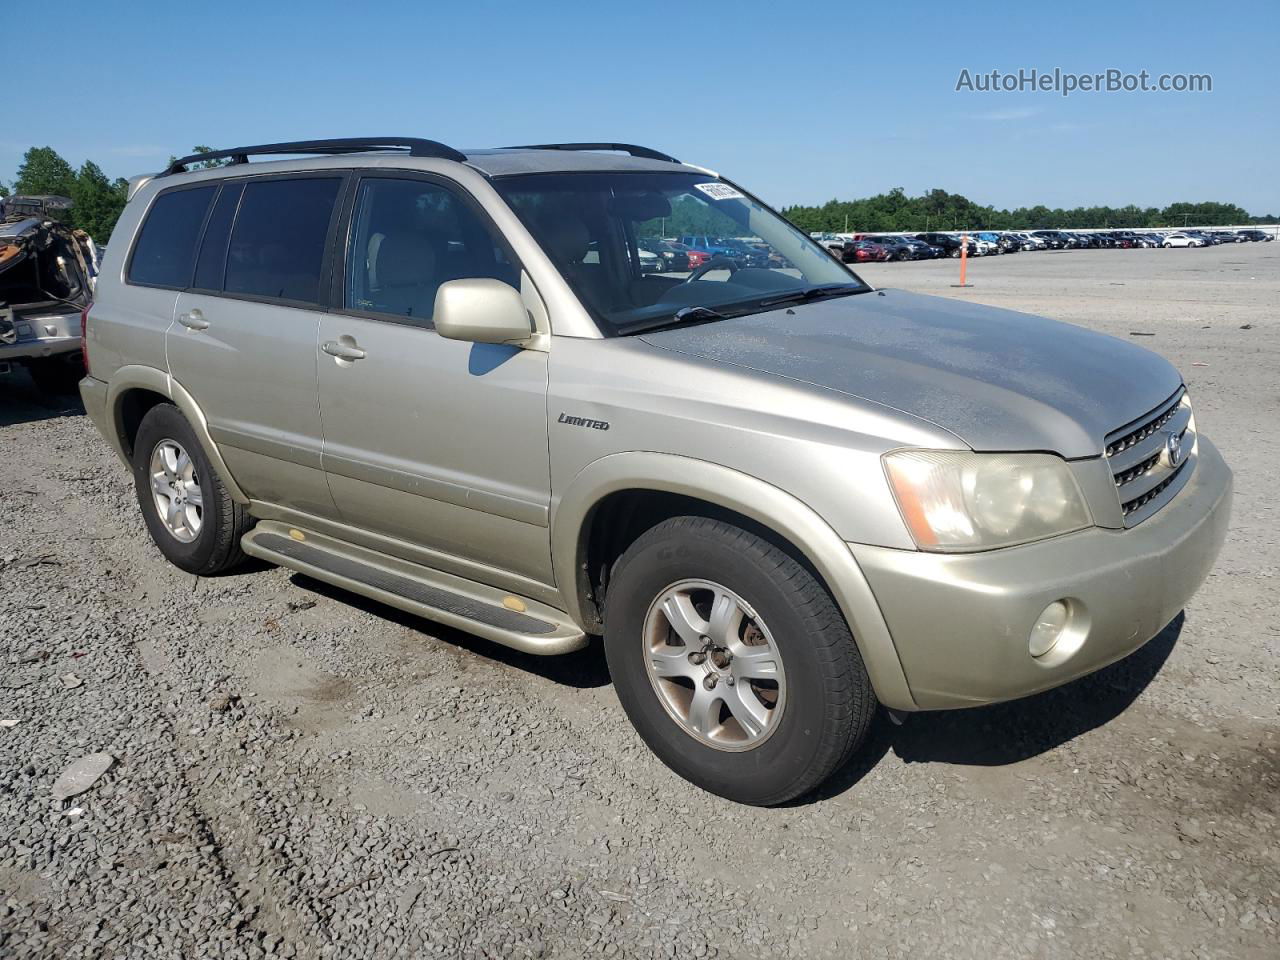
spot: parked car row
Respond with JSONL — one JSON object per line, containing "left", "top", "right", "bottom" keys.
{"left": 636, "top": 235, "right": 786, "bottom": 272}
{"left": 811, "top": 227, "right": 1274, "bottom": 263}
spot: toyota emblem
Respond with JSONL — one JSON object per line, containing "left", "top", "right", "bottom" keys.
{"left": 1164, "top": 430, "right": 1185, "bottom": 467}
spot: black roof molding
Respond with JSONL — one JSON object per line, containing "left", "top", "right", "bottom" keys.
{"left": 504, "top": 143, "right": 681, "bottom": 164}
{"left": 162, "top": 137, "right": 467, "bottom": 176}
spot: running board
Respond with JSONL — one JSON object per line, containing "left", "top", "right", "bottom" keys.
{"left": 241, "top": 521, "right": 587, "bottom": 655}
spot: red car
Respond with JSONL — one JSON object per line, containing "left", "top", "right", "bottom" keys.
{"left": 848, "top": 240, "right": 890, "bottom": 263}
{"left": 666, "top": 241, "right": 712, "bottom": 269}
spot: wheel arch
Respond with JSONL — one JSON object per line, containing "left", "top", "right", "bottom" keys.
{"left": 552, "top": 452, "right": 916, "bottom": 710}
{"left": 105, "top": 365, "right": 248, "bottom": 504}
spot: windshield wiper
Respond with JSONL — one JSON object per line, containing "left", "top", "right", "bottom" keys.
{"left": 623, "top": 305, "right": 731, "bottom": 335}
{"left": 758, "top": 283, "right": 867, "bottom": 308}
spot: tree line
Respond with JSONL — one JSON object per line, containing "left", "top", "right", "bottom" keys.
{"left": 3, "top": 146, "right": 1271, "bottom": 245}
{"left": 1, "top": 145, "right": 222, "bottom": 244}
{"left": 781, "top": 187, "right": 1272, "bottom": 234}
{"left": 1, "top": 147, "right": 131, "bottom": 243}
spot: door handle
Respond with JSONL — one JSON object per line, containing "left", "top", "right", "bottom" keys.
{"left": 178, "top": 308, "right": 209, "bottom": 331}
{"left": 322, "top": 339, "right": 367, "bottom": 361}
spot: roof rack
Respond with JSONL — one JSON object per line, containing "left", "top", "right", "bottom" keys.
{"left": 162, "top": 137, "right": 467, "bottom": 175}
{"left": 504, "top": 143, "right": 680, "bottom": 164}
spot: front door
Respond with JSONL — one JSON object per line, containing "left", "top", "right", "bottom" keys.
{"left": 316, "top": 174, "right": 553, "bottom": 585}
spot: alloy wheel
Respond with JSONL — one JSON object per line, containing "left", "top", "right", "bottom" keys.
{"left": 149, "top": 439, "right": 203, "bottom": 542}
{"left": 642, "top": 579, "right": 786, "bottom": 751}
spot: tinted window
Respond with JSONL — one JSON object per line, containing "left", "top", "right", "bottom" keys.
{"left": 496, "top": 172, "right": 862, "bottom": 335}
{"left": 128, "top": 186, "right": 216, "bottom": 287}
{"left": 225, "top": 178, "right": 340, "bottom": 304}
{"left": 345, "top": 178, "right": 517, "bottom": 326}
{"left": 192, "top": 183, "right": 243, "bottom": 291}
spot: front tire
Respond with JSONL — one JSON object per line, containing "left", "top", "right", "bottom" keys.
{"left": 131, "top": 403, "right": 251, "bottom": 575}
{"left": 604, "top": 517, "right": 875, "bottom": 805}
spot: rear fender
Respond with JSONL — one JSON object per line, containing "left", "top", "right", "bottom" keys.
{"left": 105, "top": 365, "right": 248, "bottom": 504}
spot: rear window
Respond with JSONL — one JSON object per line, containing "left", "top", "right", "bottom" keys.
{"left": 128, "top": 186, "right": 216, "bottom": 288}
{"left": 224, "top": 178, "right": 341, "bottom": 304}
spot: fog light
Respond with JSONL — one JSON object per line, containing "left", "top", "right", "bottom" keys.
{"left": 1029, "top": 601, "right": 1070, "bottom": 658}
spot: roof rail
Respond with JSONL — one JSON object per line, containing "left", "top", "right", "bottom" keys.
{"left": 505, "top": 143, "right": 681, "bottom": 164}
{"left": 162, "top": 137, "right": 467, "bottom": 175}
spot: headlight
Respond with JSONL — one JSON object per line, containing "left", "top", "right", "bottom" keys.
{"left": 883, "top": 450, "right": 1092, "bottom": 552}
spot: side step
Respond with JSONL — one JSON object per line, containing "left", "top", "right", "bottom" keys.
{"left": 242, "top": 521, "right": 587, "bottom": 655}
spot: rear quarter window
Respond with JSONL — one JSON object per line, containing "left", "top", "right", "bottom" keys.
{"left": 224, "top": 178, "right": 341, "bottom": 304}
{"left": 127, "top": 186, "right": 217, "bottom": 288}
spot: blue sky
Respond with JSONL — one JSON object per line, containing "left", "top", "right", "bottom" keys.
{"left": 8, "top": 1, "right": 1277, "bottom": 213}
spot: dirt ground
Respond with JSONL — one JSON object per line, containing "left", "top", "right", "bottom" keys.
{"left": 1, "top": 242, "right": 1276, "bottom": 959}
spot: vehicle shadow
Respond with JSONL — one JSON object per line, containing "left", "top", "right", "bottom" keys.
{"left": 278, "top": 570, "right": 1183, "bottom": 774}
{"left": 287, "top": 573, "right": 612, "bottom": 690}
{"left": 803, "top": 614, "right": 1185, "bottom": 804}
{"left": 0, "top": 370, "right": 85, "bottom": 427}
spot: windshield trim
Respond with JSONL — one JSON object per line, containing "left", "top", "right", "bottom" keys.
{"left": 492, "top": 170, "right": 871, "bottom": 337}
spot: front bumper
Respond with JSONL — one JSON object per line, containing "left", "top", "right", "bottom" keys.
{"left": 849, "top": 437, "right": 1232, "bottom": 710}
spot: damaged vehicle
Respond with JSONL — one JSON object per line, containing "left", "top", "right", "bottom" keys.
{"left": 0, "top": 195, "right": 99, "bottom": 392}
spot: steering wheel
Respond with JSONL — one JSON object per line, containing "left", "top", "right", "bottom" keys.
{"left": 684, "top": 256, "right": 741, "bottom": 283}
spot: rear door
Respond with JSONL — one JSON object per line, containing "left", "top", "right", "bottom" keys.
{"left": 315, "top": 173, "right": 553, "bottom": 584}
{"left": 168, "top": 175, "right": 344, "bottom": 517}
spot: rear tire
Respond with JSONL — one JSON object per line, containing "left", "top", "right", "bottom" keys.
{"left": 604, "top": 516, "right": 876, "bottom": 805}
{"left": 131, "top": 403, "right": 251, "bottom": 575}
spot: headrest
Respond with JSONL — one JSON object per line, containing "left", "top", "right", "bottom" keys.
{"left": 609, "top": 193, "right": 672, "bottom": 222}
{"left": 376, "top": 232, "right": 436, "bottom": 289}
{"left": 538, "top": 216, "right": 591, "bottom": 265}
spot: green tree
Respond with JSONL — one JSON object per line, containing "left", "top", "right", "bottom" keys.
{"left": 71, "top": 161, "right": 128, "bottom": 242}
{"left": 14, "top": 146, "right": 77, "bottom": 200}
{"left": 1160, "top": 201, "right": 1250, "bottom": 227}
{"left": 166, "top": 144, "right": 233, "bottom": 172}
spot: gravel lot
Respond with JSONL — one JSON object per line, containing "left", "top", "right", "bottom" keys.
{"left": 2, "top": 242, "right": 1276, "bottom": 959}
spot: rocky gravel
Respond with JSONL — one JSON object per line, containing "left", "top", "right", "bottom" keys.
{"left": 2, "top": 242, "right": 1277, "bottom": 958}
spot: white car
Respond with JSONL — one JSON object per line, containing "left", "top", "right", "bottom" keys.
{"left": 637, "top": 247, "right": 664, "bottom": 272}
{"left": 1162, "top": 233, "right": 1204, "bottom": 248}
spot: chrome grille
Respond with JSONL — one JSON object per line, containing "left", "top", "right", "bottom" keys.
{"left": 1105, "top": 388, "right": 1195, "bottom": 526}
{"left": 1105, "top": 400, "right": 1181, "bottom": 457}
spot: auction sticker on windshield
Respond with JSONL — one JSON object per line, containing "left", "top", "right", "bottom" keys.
{"left": 694, "top": 183, "right": 745, "bottom": 201}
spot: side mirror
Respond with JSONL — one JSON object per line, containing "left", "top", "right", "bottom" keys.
{"left": 433, "top": 278, "right": 532, "bottom": 345}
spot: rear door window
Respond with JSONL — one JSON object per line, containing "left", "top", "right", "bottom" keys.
{"left": 225, "top": 178, "right": 341, "bottom": 305}
{"left": 128, "top": 186, "right": 217, "bottom": 288}
{"left": 192, "top": 183, "right": 243, "bottom": 292}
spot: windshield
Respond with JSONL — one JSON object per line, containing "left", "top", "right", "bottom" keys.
{"left": 493, "top": 172, "right": 867, "bottom": 335}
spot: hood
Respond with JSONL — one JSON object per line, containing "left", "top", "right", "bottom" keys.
{"left": 639, "top": 288, "right": 1182, "bottom": 458}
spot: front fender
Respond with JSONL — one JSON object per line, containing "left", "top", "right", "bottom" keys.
{"left": 551, "top": 452, "right": 916, "bottom": 710}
